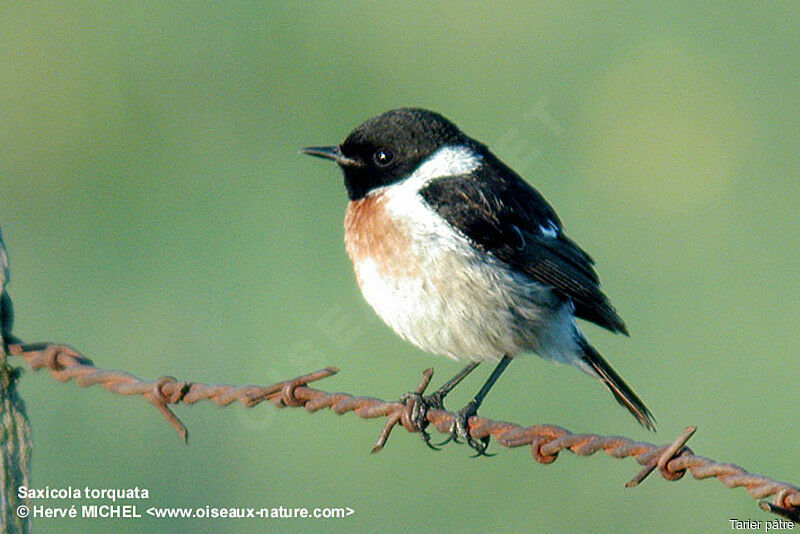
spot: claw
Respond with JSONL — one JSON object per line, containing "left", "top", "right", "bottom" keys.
{"left": 469, "top": 437, "right": 495, "bottom": 458}
{"left": 419, "top": 428, "right": 441, "bottom": 451}
{"left": 445, "top": 400, "right": 495, "bottom": 456}
{"left": 434, "top": 435, "right": 455, "bottom": 447}
{"left": 399, "top": 390, "right": 445, "bottom": 451}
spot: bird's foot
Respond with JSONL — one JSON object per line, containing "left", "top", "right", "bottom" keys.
{"left": 438, "top": 399, "right": 494, "bottom": 457}
{"left": 399, "top": 389, "right": 445, "bottom": 451}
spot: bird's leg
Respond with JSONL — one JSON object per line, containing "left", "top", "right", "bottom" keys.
{"left": 401, "top": 361, "right": 480, "bottom": 450}
{"left": 424, "top": 360, "right": 481, "bottom": 408}
{"left": 444, "top": 355, "right": 512, "bottom": 456}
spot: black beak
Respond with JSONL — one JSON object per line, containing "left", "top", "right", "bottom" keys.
{"left": 300, "top": 146, "right": 357, "bottom": 166}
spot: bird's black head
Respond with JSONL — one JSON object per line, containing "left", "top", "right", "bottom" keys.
{"left": 302, "top": 108, "right": 466, "bottom": 200}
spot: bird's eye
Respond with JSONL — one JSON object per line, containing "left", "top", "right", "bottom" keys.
{"left": 373, "top": 148, "right": 394, "bottom": 167}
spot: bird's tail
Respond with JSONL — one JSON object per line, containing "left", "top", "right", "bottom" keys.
{"left": 578, "top": 339, "right": 656, "bottom": 431}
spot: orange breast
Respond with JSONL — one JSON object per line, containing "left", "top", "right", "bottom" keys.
{"left": 344, "top": 194, "right": 416, "bottom": 278}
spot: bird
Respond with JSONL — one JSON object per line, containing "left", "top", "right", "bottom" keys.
{"left": 301, "top": 108, "right": 654, "bottom": 454}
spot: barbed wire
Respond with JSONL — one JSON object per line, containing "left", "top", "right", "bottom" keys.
{"left": 6, "top": 341, "right": 799, "bottom": 523}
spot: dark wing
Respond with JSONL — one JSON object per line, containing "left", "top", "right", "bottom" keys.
{"left": 419, "top": 158, "right": 628, "bottom": 335}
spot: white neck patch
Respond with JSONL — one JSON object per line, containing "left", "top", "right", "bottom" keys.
{"left": 401, "top": 145, "right": 482, "bottom": 192}
{"left": 381, "top": 144, "right": 483, "bottom": 237}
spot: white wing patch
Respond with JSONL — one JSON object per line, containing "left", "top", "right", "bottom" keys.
{"left": 540, "top": 220, "right": 559, "bottom": 238}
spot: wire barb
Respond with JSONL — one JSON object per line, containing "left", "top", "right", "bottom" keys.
{"left": 6, "top": 341, "right": 800, "bottom": 523}
{"left": 626, "top": 425, "right": 696, "bottom": 487}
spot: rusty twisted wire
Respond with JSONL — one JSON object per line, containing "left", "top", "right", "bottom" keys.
{"left": 7, "top": 341, "right": 800, "bottom": 523}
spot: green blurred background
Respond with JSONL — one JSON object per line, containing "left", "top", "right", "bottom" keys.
{"left": 1, "top": 2, "right": 798, "bottom": 532}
